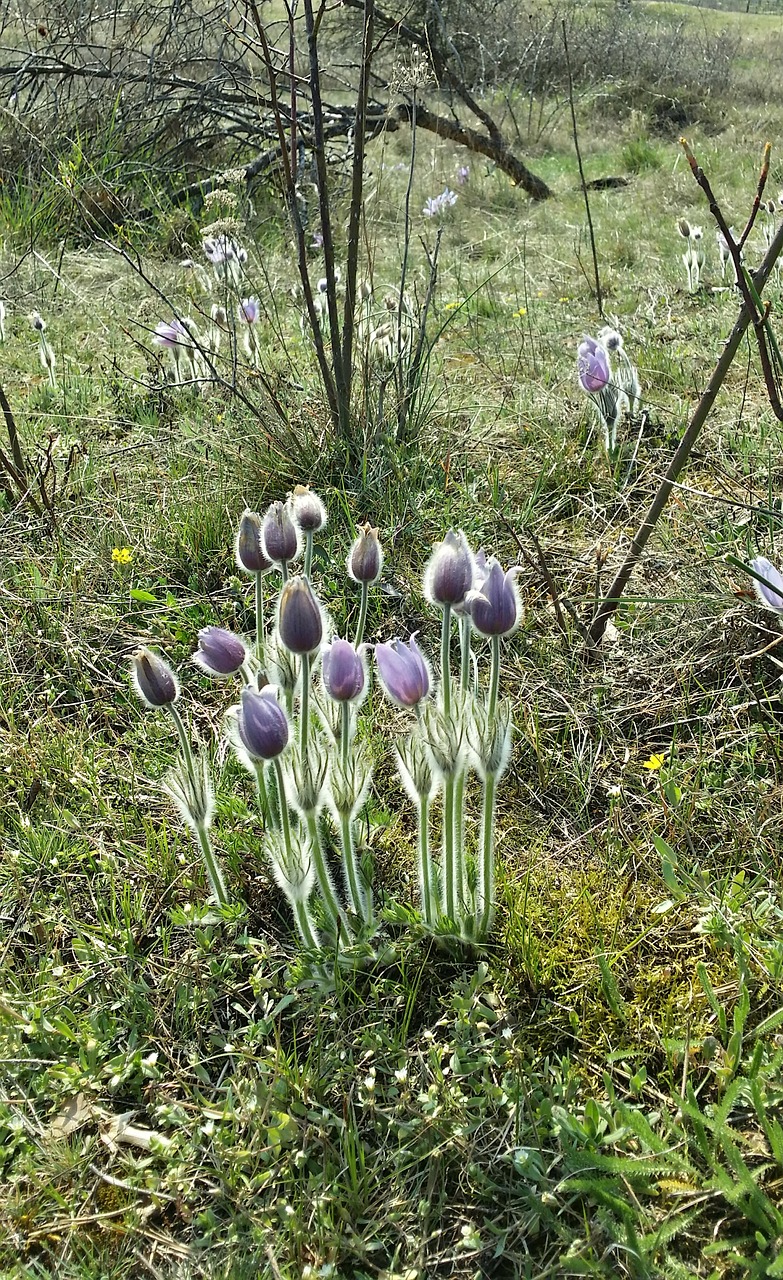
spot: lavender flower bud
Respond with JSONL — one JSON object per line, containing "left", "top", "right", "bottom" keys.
{"left": 577, "top": 336, "right": 610, "bottom": 393}
{"left": 322, "top": 638, "right": 366, "bottom": 703}
{"left": 262, "top": 500, "right": 300, "bottom": 568}
{"left": 278, "top": 577, "right": 324, "bottom": 655}
{"left": 237, "top": 686, "right": 289, "bottom": 760}
{"left": 347, "top": 523, "right": 383, "bottom": 584}
{"left": 291, "top": 484, "right": 327, "bottom": 534}
{"left": 423, "top": 529, "right": 474, "bottom": 609}
{"left": 131, "top": 647, "right": 179, "bottom": 707}
{"left": 749, "top": 556, "right": 783, "bottom": 612}
{"left": 235, "top": 509, "right": 274, "bottom": 575}
{"left": 193, "top": 626, "right": 247, "bottom": 677}
{"left": 375, "top": 633, "right": 430, "bottom": 709}
{"left": 467, "top": 559, "right": 522, "bottom": 637}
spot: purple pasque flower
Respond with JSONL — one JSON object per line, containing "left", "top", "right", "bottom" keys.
{"left": 456, "top": 165, "right": 470, "bottom": 186}
{"left": 749, "top": 556, "right": 783, "bottom": 612}
{"left": 202, "top": 235, "right": 246, "bottom": 266}
{"left": 424, "top": 529, "right": 474, "bottom": 609}
{"left": 153, "top": 318, "right": 191, "bottom": 350}
{"left": 237, "top": 685, "right": 289, "bottom": 760}
{"left": 193, "top": 626, "right": 247, "bottom": 677}
{"left": 235, "top": 509, "right": 274, "bottom": 575}
{"left": 291, "top": 484, "right": 327, "bottom": 534}
{"left": 131, "top": 647, "right": 179, "bottom": 707}
{"left": 467, "top": 557, "right": 521, "bottom": 637}
{"left": 577, "top": 335, "right": 610, "bottom": 393}
{"left": 262, "top": 499, "right": 300, "bottom": 568}
{"left": 347, "top": 523, "right": 383, "bottom": 584}
{"left": 322, "top": 637, "right": 366, "bottom": 703}
{"left": 277, "top": 576, "right": 324, "bottom": 655}
{"left": 375, "top": 633, "right": 430, "bottom": 709}
{"left": 238, "top": 296, "right": 260, "bottom": 325}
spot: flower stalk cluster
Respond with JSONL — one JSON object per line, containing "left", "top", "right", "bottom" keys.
{"left": 130, "top": 494, "right": 518, "bottom": 954}
{"left": 576, "top": 327, "right": 642, "bottom": 462}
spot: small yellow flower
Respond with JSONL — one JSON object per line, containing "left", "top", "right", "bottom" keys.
{"left": 513, "top": 307, "right": 527, "bottom": 317}
{"left": 112, "top": 547, "right": 134, "bottom": 565}
{"left": 642, "top": 753, "right": 666, "bottom": 771}
{"left": 558, "top": 295, "right": 570, "bottom": 303}
{"left": 444, "top": 300, "right": 463, "bottom": 312}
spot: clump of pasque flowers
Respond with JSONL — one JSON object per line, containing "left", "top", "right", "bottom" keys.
{"left": 129, "top": 491, "right": 519, "bottom": 957}
{"left": 576, "top": 326, "right": 641, "bottom": 462}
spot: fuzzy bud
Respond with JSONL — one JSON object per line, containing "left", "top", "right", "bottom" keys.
{"left": 236, "top": 509, "right": 274, "bottom": 575}
{"left": 236, "top": 686, "right": 289, "bottom": 760}
{"left": 278, "top": 577, "right": 324, "bottom": 655}
{"left": 467, "top": 559, "right": 522, "bottom": 638}
{"left": 193, "top": 626, "right": 247, "bottom": 678}
{"left": 131, "top": 647, "right": 179, "bottom": 708}
{"left": 262, "top": 499, "right": 300, "bottom": 567}
{"left": 423, "top": 529, "right": 474, "bottom": 609}
{"left": 347, "top": 523, "right": 383, "bottom": 584}
{"left": 375, "top": 633, "right": 430, "bottom": 709}
{"left": 291, "top": 484, "right": 327, "bottom": 534}
{"left": 322, "top": 638, "right": 366, "bottom": 703}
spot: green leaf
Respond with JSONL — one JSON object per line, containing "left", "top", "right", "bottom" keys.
{"left": 130, "top": 588, "right": 158, "bottom": 603}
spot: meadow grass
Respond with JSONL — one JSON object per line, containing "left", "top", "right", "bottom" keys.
{"left": 1, "top": 9, "right": 783, "bottom": 1276}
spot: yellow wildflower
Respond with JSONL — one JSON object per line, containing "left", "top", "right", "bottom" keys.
{"left": 642, "top": 753, "right": 666, "bottom": 771}
{"left": 513, "top": 307, "right": 527, "bottom": 317}
{"left": 112, "top": 547, "right": 134, "bottom": 565}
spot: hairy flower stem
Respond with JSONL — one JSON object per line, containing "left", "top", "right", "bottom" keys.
{"left": 252, "top": 760, "right": 273, "bottom": 829}
{"left": 418, "top": 793, "right": 435, "bottom": 924}
{"left": 305, "top": 808, "right": 351, "bottom": 937}
{"left": 254, "top": 573, "right": 265, "bottom": 664}
{"left": 440, "top": 603, "right": 453, "bottom": 722}
{"left": 304, "top": 531, "right": 314, "bottom": 580}
{"left": 488, "top": 634, "right": 501, "bottom": 724}
{"left": 299, "top": 653, "right": 311, "bottom": 759}
{"left": 459, "top": 613, "right": 472, "bottom": 692}
{"left": 442, "top": 771, "right": 457, "bottom": 923}
{"left": 338, "top": 704, "right": 370, "bottom": 923}
{"left": 354, "top": 580, "right": 369, "bottom": 648}
{"left": 476, "top": 770, "right": 497, "bottom": 939}
{"left": 167, "top": 705, "right": 228, "bottom": 907}
{"left": 294, "top": 898, "right": 320, "bottom": 950}
{"left": 453, "top": 768, "right": 467, "bottom": 911}
{"left": 195, "top": 818, "right": 229, "bottom": 907}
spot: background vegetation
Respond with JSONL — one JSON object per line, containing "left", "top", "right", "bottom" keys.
{"left": 1, "top": 2, "right": 783, "bottom": 1277}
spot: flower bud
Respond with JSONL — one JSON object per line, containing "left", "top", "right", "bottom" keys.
{"left": 193, "top": 626, "right": 247, "bottom": 677}
{"left": 467, "top": 559, "right": 521, "bottom": 638}
{"left": 236, "top": 686, "right": 289, "bottom": 760}
{"left": 291, "top": 484, "right": 327, "bottom": 534}
{"left": 423, "top": 529, "right": 474, "bottom": 609}
{"left": 262, "top": 499, "right": 300, "bottom": 567}
{"left": 347, "top": 523, "right": 383, "bottom": 584}
{"left": 749, "top": 556, "right": 783, "bottom": 612}
{"left": 577, "top": 336, "right": 610, "bottom": 394}
{"left": 375, "top": 633, "right": 430, "bottom": 709}
{"left": 235, "top": 509, "right": 273, "bottom": 575}
{"left": 131, "top": 647, "right": 179, "bottom": 707}
{"left": 278, "top": 577, "right": 324, "bottom": 655}
{"left": 322, "top": 638, "right": 366, "bottom": 703}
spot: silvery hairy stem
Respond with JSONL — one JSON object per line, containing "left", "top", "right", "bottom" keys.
{"left": 167, "top": 704, "right": 228, "bottom": 907}
{"left": 338, "top": 703, "right": 371, "bottom": 924}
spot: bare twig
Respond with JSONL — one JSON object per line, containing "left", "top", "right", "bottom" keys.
{"left": 562, "top": 21, "right": 602, "bottom": 317}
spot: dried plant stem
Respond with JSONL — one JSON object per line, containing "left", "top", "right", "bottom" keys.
{"left": 562, "top": 20, "right": 603, "bottom": 318}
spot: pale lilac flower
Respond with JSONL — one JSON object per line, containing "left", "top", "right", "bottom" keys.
{"left": 153, "top": 319, "right": 191, "bottom": 351}
{"left": 235, "top": 509, "right": 274, "bottom": 575}
{"left": 347, "top": 524, "right": 383, "bottom": 585}
{"left": 376, "top": 634, "right": 430, "bottom": 709}
{"left": 577, "top": 336, "right": 610, "bottom": 393}
{"left": 311, "top": 231, "right": 324, "bottom": 248}
{"left": 193, "top": 627, "right": 247, "bottom": 677}
{"left": 238, "top": 296, "right": 260, "bottom": 325}
{"left": 467, "top": 558, "right": 521, "bottom": 638}
{"left": 749, "top": 557, "right": 783, "bottom": 612}
{"left": 456, "top": 165, "right": 470, "bottom": 186}
{"left": 322, "top": 638, "right": 366, "bottom": 703}
{"left": 262, "top": 500, "right": 300, "bottom": 568}
{"left": 423, "top": 187, "right": 458, "bottom": 218}
{"left": 423, "top": 530, "right": 474, "bottom": 609}
{"left": 237, "top": 686, "right": 289, "bottom": 760}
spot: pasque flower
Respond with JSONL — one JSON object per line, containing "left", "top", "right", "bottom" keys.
{"left": 467, "top": 558, "right": 521, "bottom": 637}
{"left": 322, "top": 638, "right": 366, "bottom": 703}
{"left": 424, "top": 529, "right": 474, "bottom": 609}
{"left": 277, "top": 577, "right": 324, "bottom": 655}
{"left": 291, "top": 484, "right": 327, "bottom": 534}
{"left": 236, "top": 686, "right": 289, "bottom": 760}
{"left": 376, "top": 634, "right": 430, "bottom": 709}
{"left": 235, "top": 509, "right": 274, "bottom": 575}
{"left": 347, "top": 523, "right": 383, "bottom": 584}
{"left": 193, "top": 626, "right": 247, "bottom": 677}
{"left": 749, "top": 556, "right": 783, "bottom": 612}
{"left": 262, "top": 500, "right": 300, "bottom": 568}
{"left": 577, "top": 336, "right": 610, "bottom": 393}
{"left": 131, "top": 647, "right": 179, "bottom": 707}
